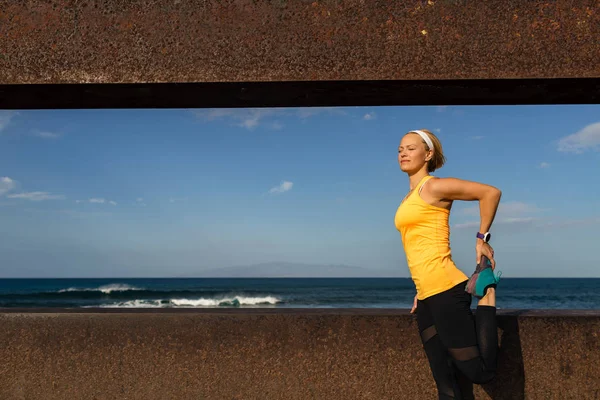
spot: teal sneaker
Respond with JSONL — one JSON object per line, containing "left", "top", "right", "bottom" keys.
{"left": 465, "top": 256, "right": 502, "bottom": 298}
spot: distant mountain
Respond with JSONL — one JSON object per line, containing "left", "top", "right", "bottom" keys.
{"left": 183, "top": 261, "right": 404, "bottom": 278}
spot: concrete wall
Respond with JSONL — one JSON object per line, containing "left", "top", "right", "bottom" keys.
{"left": 1, "top": 1, "right": 599, "bottom": 84}
{"left": 0, "top": 309, "right": 598, "bottom": 399}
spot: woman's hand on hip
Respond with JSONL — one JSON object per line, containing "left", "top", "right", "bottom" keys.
{"left": 410, "top": 294, "right": 418, "bottom": 313}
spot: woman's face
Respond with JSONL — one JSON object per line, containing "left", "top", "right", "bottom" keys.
{"left": 398, "top": 133, "right": 429, "bottom": 173}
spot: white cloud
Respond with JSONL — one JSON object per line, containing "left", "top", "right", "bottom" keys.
{"left": 295, "top": 107, "right": 346, "bottom": 119}
{"left": 538, "top": 162, "right": 550, "bottom": 169}
{"left": 436, "top": 106, "right": 447, "bottom": 113}
{"left": 459, "top": 201, "right": 545, "bottom": 217}
{"left": 454, "top": 217, "right": 536, "bottom": 229}
{"left": 1, "top": 176, "right": 64, "bottom": 202}
{"left": 193, "top": 107, "right": 346, "bottom": 130}
{"left": 269, "top": 180, "right": 293, "bottom": 194}
{"left": 455, "top": 201, "right": 546, "bottom": 229}
{"left": 363, "top": 112, "right": 376, "bottom": 120}
{"left": 6, "top": 191, "right": 65, "bottom": 201}
{"left": 194, "top": 109, "right": 278, "bottom": 130}
{"left": 88, "top": 198, "right": 117, "bottom": 205}
{"left": 270, "top": 122, "right": 283, "bottom": 130}
{"left": 557, "top": 122, "right": 600, "bottom": 153}
{"left": 540, "top": 217, "right": 600, "bottom": 228}
{"left": 503, "top": 217, "right": 536, "bottom": 224}
{"left": 32, "top": 130, "right": 61, "bottom": 139}
{"left": 455, "top": 216, "right": 600, "bottom": 230}
{"left": 0, "top": 176, "right": 16, "bottom": 196}
{"left": 169, "top": 197, "right": 188, "bottom": 203}
{"left": 435, "top": 128, "right": 441, "bottom": 133}
{"left": 471, "top": 135, "right": 484, "bottom": 140}
{"left": 239, "top": 111, "right": 268, "bottom": 129}
{"left": 0, "top": 111, "right": 17, "bottom": 133}
{"left": 59, "top": 210, "right": 113, "bottom": 218}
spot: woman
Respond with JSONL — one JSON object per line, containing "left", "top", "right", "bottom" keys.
{"left": 394, "top": 129, "right": 502, "bottom": 399}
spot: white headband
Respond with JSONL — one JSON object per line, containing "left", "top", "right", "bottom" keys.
{"left": 409, "top": 130, "right": 434, "bottom": 151}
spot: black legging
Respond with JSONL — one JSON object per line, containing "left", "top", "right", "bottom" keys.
{"left": 416, "top": 281, "right": 498, "bottom": 399}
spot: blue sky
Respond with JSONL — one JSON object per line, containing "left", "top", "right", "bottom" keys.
{"left": 0, "top": 105, "right": 599, "bottom": 278}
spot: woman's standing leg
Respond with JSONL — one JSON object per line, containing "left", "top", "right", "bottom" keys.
{"left": 416, "top": 298, "right": 465, "bottom": 399}
{"left": 455, "top": 369, "right": 475, "bottom": 400}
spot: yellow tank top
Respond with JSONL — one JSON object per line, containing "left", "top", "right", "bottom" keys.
{"left": 394, "top": 175, "right": 468, "bottom": 300}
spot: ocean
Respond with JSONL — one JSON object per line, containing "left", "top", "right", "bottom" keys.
{"left": 0, "top": 278, "right": 599, "bottom": 309}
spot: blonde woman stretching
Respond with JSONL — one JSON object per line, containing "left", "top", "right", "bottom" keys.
{"left": 395, "top": 129, "right": 502, "bottom": 399}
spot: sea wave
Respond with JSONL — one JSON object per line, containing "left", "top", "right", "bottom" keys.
{"left": 58, "top": 284, "right": 143, "bottom": 294}
{"left": 95, "top": 296, "right": 282, "bottom": 308}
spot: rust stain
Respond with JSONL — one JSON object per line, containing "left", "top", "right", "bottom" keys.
{"left": 0, "top": 0, "right": 598, "bottom": 83}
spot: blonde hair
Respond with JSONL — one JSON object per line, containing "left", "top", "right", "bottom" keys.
{"left": 409, "top": 129, "right": 446, "bottom": 173}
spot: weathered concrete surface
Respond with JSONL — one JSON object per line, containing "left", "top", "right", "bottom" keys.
{"left": 0, "top": 1, "right": 598, "bottom": 84}
{"left": 0, "top": 309, "right": 598, "bottom": 399}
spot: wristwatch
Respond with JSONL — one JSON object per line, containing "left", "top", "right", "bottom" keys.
{"left": 476, "top": 231, "right": 491, "bottom": 243}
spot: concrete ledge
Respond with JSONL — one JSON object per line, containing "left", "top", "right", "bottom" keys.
{"left": 1, "top": 1, "right": 599, "bottom": 84}
{"left": 1, "top": 309, "right": 599, "bottom": 399}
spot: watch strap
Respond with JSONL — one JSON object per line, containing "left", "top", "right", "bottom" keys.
{"left": 476, "top": 232, "right": 491, "bottom": 242}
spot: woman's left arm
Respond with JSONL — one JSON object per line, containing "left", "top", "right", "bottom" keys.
{"left": 428, "top": 177, "right": 502, "bottom": 268}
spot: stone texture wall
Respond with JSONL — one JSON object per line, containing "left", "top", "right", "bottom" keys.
{"left": 0, "top": 309, "right": 598, "bottom": 399}
{"left": 1, "top": 1, "right": 599, "bottom": 84}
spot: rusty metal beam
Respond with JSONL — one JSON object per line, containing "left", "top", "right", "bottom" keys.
{"left": 1, "top": 1, "right": 599, "bottom": 84}
{"left": 1, "top": 78, "right": 599, "bottom": 109}
{"left": 1, "top": 1, "right": 598, "bottom": 109}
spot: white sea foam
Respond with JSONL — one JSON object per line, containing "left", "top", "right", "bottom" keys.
{"left": 95, "top": 299, "right": 166, "bottom": 308}
{"left": 171, "top": 296, "right": 281, "bottom": 307}
{"left": 58, "top": 284, "right": 143, "bottom": 294}
{"left": 96, "top": 295, "right": 281, "bottom": 308}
